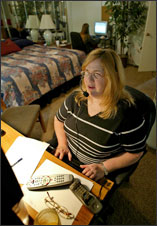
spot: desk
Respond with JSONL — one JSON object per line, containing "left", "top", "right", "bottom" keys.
{"left": 98, "top": 38, "right": 115, "bottom": 49}
{"left": 1, "top": 120, "right": 114, "bottom": 225}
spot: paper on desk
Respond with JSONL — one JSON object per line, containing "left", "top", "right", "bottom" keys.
{"left": 5, "top": 136, "right": 49, "bottom": 184}
{"left": 22, "top": 159, "right": 93, "bottom": 225}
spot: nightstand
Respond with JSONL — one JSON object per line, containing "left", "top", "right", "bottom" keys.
{"left": 36, "top": 40, "right": 45, "bottom": 45}
{"left": 36, "top": 42, "right": 71, "bottom": 49}
{"left": 59, "top": 43, "right": 71, "bottom": 49}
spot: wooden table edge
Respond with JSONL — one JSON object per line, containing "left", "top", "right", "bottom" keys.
{"left": 1, "top": 120, "right": 114, "bottom": 225}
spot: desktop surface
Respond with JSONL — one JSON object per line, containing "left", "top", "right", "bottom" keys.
{"left": 92, "top": 35, "right": 108, "bottom": 40}
{"left": 1, "top": 120, "right": 114, "bottom": 225}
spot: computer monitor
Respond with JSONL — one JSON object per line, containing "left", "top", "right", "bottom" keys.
{"left": 94, "top": 21, "right": 108, "bottom": 36}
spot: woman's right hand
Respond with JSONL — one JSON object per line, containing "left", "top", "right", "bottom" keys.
{"left": 54, "top": 145, "right": 72, "bottom": 161}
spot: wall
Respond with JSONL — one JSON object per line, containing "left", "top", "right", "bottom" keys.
{"left": 2, "top": 1, "right": 148, "bottom": 67}
{"left": 138, "top": 1, "right": 156, "bottom": 71}
{"left": 66, "top": 1, "right": 148, "bottom": 67}
{"left": 67, "top": 1, "right": 102, "bottom": 36}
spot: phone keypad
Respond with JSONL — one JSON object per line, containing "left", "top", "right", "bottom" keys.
{"left": 75, "top": 186, "right": 86, "bottom": 196}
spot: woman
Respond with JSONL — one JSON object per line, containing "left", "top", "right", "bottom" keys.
{"left": 52, "top": 48, "right": 145, "bottom": 182}
{"left": 80, "top": 23, "right": 100, "bottom": 53}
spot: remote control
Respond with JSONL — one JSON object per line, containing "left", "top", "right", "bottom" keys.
{"left": 26, "top": 174, "right": 74, "bottom": 190}
{"left": 69, "top": 178, "right": 103, "bottom": 214}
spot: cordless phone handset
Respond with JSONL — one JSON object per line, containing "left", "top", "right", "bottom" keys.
{"left": 69, "top": 178, "right": 103, "bottom": 214}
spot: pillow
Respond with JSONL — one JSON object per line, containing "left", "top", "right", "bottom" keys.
{"left": 13, "top": 38, "right": 34, "bottom": 49}
{"left": 11, "top": 37, "right": 21, "bottom": 41}
{"left": 1, "top": 38, "right": 21, "bottom": 56}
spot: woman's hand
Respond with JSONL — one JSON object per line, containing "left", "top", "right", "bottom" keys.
{"left": 54, "top": 145, "right": 72, "bottom": 161}
{"left": 80, "top": 163, "right": 105, "bottom": 181}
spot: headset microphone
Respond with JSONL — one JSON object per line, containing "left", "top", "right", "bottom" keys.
{"left": 80, "top": 78, "right": 89, "bottom": 97}
{"left": 83, "top": 91, "right": 89, "bottom": 97}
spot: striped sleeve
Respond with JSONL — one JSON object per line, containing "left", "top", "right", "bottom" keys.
{"left": 120, "top": 112, "right": 147, "bottom": 153}
{"left": 55, "top": 92, "right": 75, "bottom": 122}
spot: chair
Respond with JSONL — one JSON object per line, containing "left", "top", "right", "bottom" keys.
{"left": 107, "top": 86, "right": 156, "bottom": 186}
{"left": 91, "top": 86, "right": 156, "bottom": 225}
{"left": 1, "top": 98, "right": 46, "bottom": 137}
{"left": 70, "top": 32, "right": 88, "bottom": 53}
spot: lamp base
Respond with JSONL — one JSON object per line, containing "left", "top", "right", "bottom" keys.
{"left": 30, "top": 29, "right": 39, "bottom": 42}
{"left": 43, "top": 30, "right": 53, "bottom": 46}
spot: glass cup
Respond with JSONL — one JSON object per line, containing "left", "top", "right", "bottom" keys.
{"left": 34, "top": 208, "right": 60, "bottom": 225}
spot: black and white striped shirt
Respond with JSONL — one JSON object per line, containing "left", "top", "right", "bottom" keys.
{"left": 56, "top": 91, "right": 146, "bottom": 164}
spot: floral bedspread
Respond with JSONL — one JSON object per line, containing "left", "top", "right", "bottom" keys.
{"left": 1, "top": 44, "right": 86, "bottom": 107}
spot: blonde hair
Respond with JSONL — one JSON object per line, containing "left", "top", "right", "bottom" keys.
{"left": 75, "top": 48, "right": 134, "bottom": 119}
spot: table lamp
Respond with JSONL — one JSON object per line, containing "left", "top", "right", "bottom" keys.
{"left": 25, "top": 15, "right": 40, "bottom": 42}
{"left": 39, "top": 14, "right": 56, "bottom": 46}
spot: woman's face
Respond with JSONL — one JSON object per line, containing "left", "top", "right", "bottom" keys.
{"left": 84, "top": 58, "right": 107, "bottom": 98}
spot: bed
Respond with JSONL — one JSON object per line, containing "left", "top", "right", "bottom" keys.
{"left": 1, "top": 39, "right": 86, "bottom": 107}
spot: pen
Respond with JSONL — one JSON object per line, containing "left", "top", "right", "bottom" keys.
{"left": 11, "top": 158, "right": 23, "bottom": 167}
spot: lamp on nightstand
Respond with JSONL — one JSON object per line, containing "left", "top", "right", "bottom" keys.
{"left": 39, "top": 14, "right": 56, "bottom": 46}
{"left": 25, "top": 15, "right": 40, "bottom": 42}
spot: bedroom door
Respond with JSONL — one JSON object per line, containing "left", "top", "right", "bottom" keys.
{"left": 138, "top": 1, "right": 156, "bottom": 72}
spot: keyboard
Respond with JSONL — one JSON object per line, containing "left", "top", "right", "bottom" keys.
{"left": 63, "top": 156, "right": 83, "bottom": 173}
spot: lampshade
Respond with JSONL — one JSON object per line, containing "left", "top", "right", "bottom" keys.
{"left": 39, "top": 15, "right": 56, "bottom": 46}
{"left": 25, "top": 15, "right": 40, "bottom": 29}
{"left": 25, "top": 15, "right": 40, "bottom": 43}
{"left": 40, "top": 15, "right": 56, "bottom": 30}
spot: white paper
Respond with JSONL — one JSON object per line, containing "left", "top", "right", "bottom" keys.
{"left": 5, "top": 136, "right": 49, "bottom": 184}
{"left": 22, "top": 159, "right": 93, "bottom": 225}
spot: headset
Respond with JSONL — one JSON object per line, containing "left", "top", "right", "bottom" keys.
{"left": 80, "top": 77, "right": 89, "bottom": 97}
